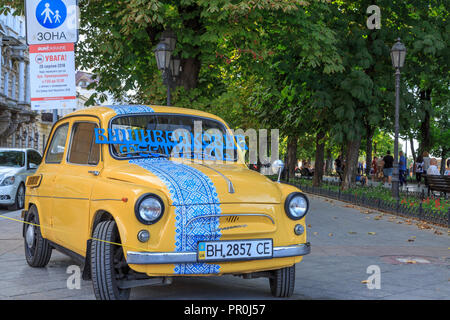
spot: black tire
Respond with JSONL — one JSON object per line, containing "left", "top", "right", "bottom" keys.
{"left": 10, "top": 183, "right": 25, "bottom": 210}
{"left": 24, "top": 205, "right": 52, "bottom": 267}
{"left": 269, "top": 265, "right": 295, "bottom": 297}
{"left": 90, "top": 220, "right": 131, "bottom": 300}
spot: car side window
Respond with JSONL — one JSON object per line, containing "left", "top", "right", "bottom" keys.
{"left": 46, "top": 123, "right": 69, "bottom": 164}
{"left": 68, "top": 122, "right": 100, "bottom": 165}
{"left": 27, "top": 150, "right": 42, "bottom": 169}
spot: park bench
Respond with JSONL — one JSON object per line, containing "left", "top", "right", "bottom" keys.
{"left": 423, "top": 174, "right": 450, "bottom": 197}
{"left": 299, "top": 167, "right": 314, "bottom": 179}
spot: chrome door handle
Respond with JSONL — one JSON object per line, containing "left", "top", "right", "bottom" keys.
{"left": 88, "top": 170, "right": 100, "bottom": 176}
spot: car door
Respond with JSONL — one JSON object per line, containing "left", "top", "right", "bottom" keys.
{"left": 37, "top": 122, "right": 70, "bottom": 242}
{"left": 52, "top": 118, "right": 102, "bottom": 256}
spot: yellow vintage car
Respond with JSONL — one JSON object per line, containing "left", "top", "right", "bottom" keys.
{"left": 22, "top": 105, "right": 310, "bottom": 300}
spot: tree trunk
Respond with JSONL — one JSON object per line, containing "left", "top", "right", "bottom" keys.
{"left": 313, "top": 130, "right": 325, "bottom": 187}
{"left": 441, "top": 148, "right": 448, "bottom": 175}
{"left": 179, "top": 58, "right": 201, "bottom": 91}
{"left": 341, "top": 137, "right": 361, "bottom": 190}
{"left": 419, "top": 110, "right": 431, "bottom": 156}
{"left": 365, "top": 125, "right": 374, "bottom": 176}
{"left": 325, "top": 148, "right": 332, "bottom": 175}
{"left": 340, "top": 144, "right": 345, "bottom": 158}
{"left": 409, "top": 136, "right": 416, "bottom": 174}
{"left": 418, "top": 89, "right": 432, "bottom": 156}
{"left": 281, "top": 153, "right": 288, "bottom": 180}
{"left": 286, "top": 136, "right": 298, "bottom": 181}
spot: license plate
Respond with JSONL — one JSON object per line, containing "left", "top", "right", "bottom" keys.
{"left": 197, "top": 239, "right": 273, "bottom": 262}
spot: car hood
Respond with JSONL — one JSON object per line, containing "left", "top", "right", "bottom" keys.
{"left": 103, "top": 159, "right": 281, "bottom": 205}
{"left": 0, "top": 166, "right": 23, "bottom": 181}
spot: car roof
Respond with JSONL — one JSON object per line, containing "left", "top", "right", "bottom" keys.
{"left": 59, "top": 105, "right": 227, "bottom": 126}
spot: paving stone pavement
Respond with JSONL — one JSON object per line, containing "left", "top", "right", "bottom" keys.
{"left": 0, "top": 194, "right": 448, "bottom": 300}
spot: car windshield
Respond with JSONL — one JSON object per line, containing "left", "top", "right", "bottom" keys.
{"left": 105, "top": 114, "right": 241, "bottom": 161}
{"left": 0, "top": 151, "right": 25, "bottom": 167}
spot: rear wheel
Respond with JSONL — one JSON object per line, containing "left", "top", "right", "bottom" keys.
{"left": 24, "top": 205, "right": 52, "bottom": 267}
{"left": 91, "top": 220, "right": 131, "bottom": 300}
{"left": 269, "top": 266, "right": 295, "bottom": 297}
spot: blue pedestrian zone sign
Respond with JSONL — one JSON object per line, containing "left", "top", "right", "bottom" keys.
{"left": 35, "top": 0, "right": 67, "bottom": 29}
{"left": 26, "top": 0, "right": 78, "bottom": 45}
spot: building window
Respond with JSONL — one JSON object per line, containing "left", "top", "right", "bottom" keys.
{"left": 11, "top": 74, "right": 16, "bottom": 99}
{"left": 3, "top": 72, "right": 8, "bottom": 97}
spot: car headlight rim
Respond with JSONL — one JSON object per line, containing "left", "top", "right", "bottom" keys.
{"left": 134, "top": 194, "right": 165, "bottom": 225}
{"left": 284, "top": 192, "right": 309, "bottom": 220}
{"left": 0, "top": 176, "right": 15, "bottom": 186}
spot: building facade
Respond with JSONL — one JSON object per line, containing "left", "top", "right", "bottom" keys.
{"left": 1, "top": 11, "right": 118, "bottom": 154}
{"left": 0, "top": 12, "right": 39, "bottom": 150}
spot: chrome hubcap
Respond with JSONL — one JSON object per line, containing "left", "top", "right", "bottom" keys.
{"left": 26, "top": 225, "right": 35, "bottom": 248}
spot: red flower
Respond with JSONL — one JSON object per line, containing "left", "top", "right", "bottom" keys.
{"left": 435, "top": 199, "right": 441, "bottom": 208}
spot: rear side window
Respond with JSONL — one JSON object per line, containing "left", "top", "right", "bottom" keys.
{"left": 68, "top": 122, "right": 100, "bottom": 165}
{"left": 46, "top": 123, "right": 69, "bottom": 163}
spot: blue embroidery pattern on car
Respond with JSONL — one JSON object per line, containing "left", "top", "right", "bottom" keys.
{"left": 129, "top": 158, "right": 222, "bottom": 274}
{"left": 106, "top": 105, "right": 154, "bottom": 115}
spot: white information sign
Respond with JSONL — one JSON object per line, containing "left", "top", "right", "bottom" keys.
{"left": 30, "top": 43, "right": 77, "bottom": 110}
{"left": 26, "top": 0, "right": 78, "bottom": 45}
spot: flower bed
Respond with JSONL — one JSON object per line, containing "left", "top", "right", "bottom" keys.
{"left": 270, "top": 176, "right": 449, "bottom": 227}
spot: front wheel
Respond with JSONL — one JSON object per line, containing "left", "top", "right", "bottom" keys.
{"left": 90, "top": 220, "right": 131, "bottom": 300}
{"left": 269, "top": 265, "right": 295, "bottom": 297}
{"left": 10, "top": 183, "right": 25, "bottom": 210}
{"left": 24, "top": 205, "right": 52, "bottom": 267}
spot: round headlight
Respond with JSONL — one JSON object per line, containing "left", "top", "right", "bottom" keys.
{"left": 135, "top": 194, "right": 164, "bottom": 225}
{"left": 285, "top": 192, "right": 309, "bottom": 220}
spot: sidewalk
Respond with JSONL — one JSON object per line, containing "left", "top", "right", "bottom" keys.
{"left": 0, "top": 197, "right": 449, "bottom": 300}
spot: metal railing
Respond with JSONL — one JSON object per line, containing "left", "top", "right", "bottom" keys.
{"left": 272, "top": 176, "right": 449, "bottom": 227}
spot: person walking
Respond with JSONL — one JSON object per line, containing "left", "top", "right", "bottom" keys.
{"left": 383, "top": 150, "right": 394, "bottom": 185}
{"left": 376, "top": 156, "right": 384, "bottom": 181}
{"left": 371, "top": 156, "right": 378, "bottom": 179}
{"left": 334, "top": 155, "right": 344, "bottom": 182}
{"left": 422, "top": 151, "right": 431, "bottom": 175}
{"left": 415, "top": 155, "right": 424, "bottom": 185}
{"left": 399, "top": 151, "right": 407, "bottom": 187}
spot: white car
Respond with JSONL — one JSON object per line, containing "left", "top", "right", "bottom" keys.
{"left": 0, "top": 148, "right": 42, "bottom": 210}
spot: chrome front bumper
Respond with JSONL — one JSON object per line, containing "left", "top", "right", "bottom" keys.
{"left": 126, "top": 242, "right": 310, "bottom": 265}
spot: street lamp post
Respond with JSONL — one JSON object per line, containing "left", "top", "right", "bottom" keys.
{"left": 154, "top": 30, "right": 181, "bottom": 106}
{"left": 390, "top": 38, "right": 406, "bottom": 200}
{"left": 154, "top": 42, "right": 173, "bottom": 106}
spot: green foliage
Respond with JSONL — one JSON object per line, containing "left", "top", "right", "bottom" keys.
{"left": 1, "top": 0, "right": 448, "bottom": 164}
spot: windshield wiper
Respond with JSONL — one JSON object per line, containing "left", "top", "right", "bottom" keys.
{"left": 117, "top": 151, "right": 170, "bottom": 159}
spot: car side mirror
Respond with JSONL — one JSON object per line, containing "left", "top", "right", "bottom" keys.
{"left": 272, "top": 160, "right": 285, "bottom": 182}
{"left": 29, "top": 163, "right": 38, "bottom": 170}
